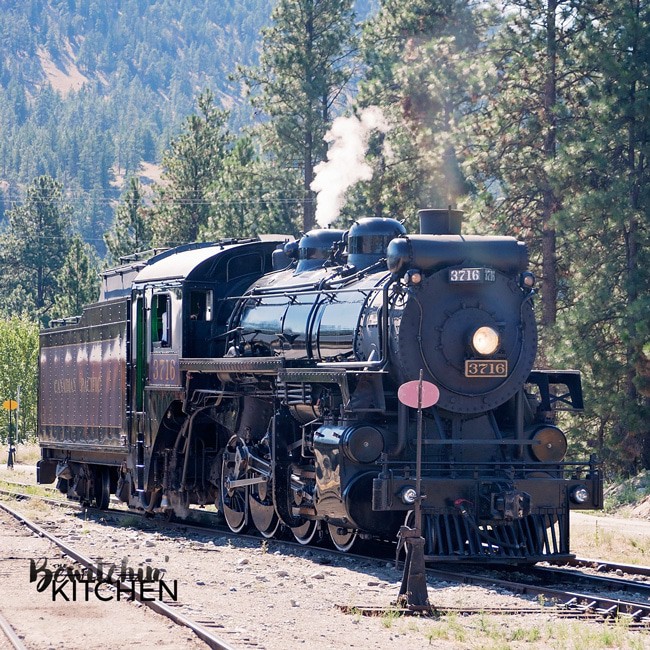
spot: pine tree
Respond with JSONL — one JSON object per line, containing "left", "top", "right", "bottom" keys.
{"left": 203, "top": 135, "right": 303, "bottom": 240}
{"left": 550, "top": 0, "right": 650, "bottom": 468}
{"left": 240, "top": 0, "right": 357, "bottom": 232}
{"left": 202, "top": 136, "right": 259, "bottom": 239}
{"left": 353, "top": 0, "right": 483, "bottom": 226}
{"left": 51, "top": 236, "right": 100, "bottom": 320}
{"left": 150, "top": 90, "right": 232, "bottom": 246}
{"left": 0, "top": 176, "right": 71, "bottom": 322}
{"left": 104, "top": 176, "right": 153, "bottom": 263}
{"left": 463, "top": 0, "right": 590, "bottom": 329}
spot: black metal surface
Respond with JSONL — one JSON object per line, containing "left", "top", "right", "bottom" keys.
{"left": 390, "top": 268, "right": 537, "bottom": 413}
{"left": 421, "top": 511, "right": 569, "bottom": 561}
{"left": 386, "top": 235, "right": 529, "bottom": 276}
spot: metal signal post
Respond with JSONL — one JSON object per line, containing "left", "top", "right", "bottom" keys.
{"left": 395, "top": 371, "right": 440, "bottom": 610}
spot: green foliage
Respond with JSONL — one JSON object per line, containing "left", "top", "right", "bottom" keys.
{"left": 104, "top": 177, "right": 152, "bottom": 263}
{"left": 150, "top": 90, "right": 232, "bottom": 246}
{"left": 352, "top": 0, "right": 484, "bottom": 226}
{"left": 51, "top": 235, "right": 100, "bottom": 320}
{"left": 461, "top": 0, "right": 592, "bottom": 331}
{"left": 202, "top": 136, "right": 301, "bottom": 240}
{"left": 240, "top": 0, "right": 358, "bottom": 232}
{"left": 0, "top": 176, "right": 71, "bottom": 323}
{"left": 547, "top": 0, "right": 650, "bottom": 469}
{"left": 0, "top": 316, "right": 39, "bottom": 441}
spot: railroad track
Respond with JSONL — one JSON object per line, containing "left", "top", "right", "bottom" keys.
{"left": 4, "top": 481, "right": 650, "bottom": 631}
{"left": 0, "top": 499, "right": 239, "bottom": 650}
{"left": 421, "top": 564, "right": 650, "bottom": 625}
{"left": 565, "top": 556, "right": 650, "bottom": 577}
{"left": 0, "top": 609, "right": 28, "bottom": 650}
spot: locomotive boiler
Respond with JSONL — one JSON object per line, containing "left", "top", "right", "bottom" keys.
{"left": 37, "top": 209, "right": 602, "bottom": 563}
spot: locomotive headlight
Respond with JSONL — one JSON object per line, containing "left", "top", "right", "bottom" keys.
{"left": 471, "top": 326, "right": 500, "bottom": 356}
{"left": 405, "top": 268, "right": 423, "bottom": 285}
{"left": 520, "top": 271, "right": 536, "bottom": 289}
{"left": 571, "top": 485, "right": 590, "bottom": 504}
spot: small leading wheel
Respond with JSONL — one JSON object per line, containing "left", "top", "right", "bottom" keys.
{"left": 93, "top": 466, "right": 110, "bottom": 509}
{"left": 291, "top": 519, "right": 319, "bottom": 545}
{"left": 327, "top": 523, "right": 358, "bottom": 552}
{"left": 220, "top": 438, "right": 249, "bottom": 534}
{"left": 249, "top": 479, "right": 280, "bottom": 539}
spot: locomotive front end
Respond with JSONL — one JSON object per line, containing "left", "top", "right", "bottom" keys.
{"left": 370, "top": 209, "right": 602, "bottom": 563}
{"left": 386, "top": 232, "right": 536, "bottom": 414}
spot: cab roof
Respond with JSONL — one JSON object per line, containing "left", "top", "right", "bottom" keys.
{"left": 133, "top": 238, "right": 286, "bottom": 285}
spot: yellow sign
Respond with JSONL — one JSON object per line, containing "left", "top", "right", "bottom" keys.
{"left": 2, "top": 400, "right": 18, "bottom": 411}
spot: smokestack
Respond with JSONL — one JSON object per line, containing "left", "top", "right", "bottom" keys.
{"left": 418, "top": 208, "right": 463, "bottom": 235}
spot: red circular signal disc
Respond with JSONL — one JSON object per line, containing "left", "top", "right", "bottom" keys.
{"left": 398, "top": 380, "right": 440, "bottom": 409}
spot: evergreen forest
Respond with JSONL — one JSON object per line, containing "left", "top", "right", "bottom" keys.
{"left": 0, "top": 0, "right": 647, "bottom": 478}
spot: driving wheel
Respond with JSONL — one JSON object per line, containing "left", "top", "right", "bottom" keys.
{"left": 249, "top": 478, "right": 280, "bottom": 538}
{"left": 220, "top": 437, "right": 249, "bottom": 533}
{"left": 291, "top": 519, "right": 319, "bottom": 545}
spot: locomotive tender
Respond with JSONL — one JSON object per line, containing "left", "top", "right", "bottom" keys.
{"left": 37, "top": 209, "right": 602, "bottom": 562}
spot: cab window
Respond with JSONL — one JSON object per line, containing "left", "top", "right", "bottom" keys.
{"left": 152, "top": 293, "right": 171, "bottom": 348}
{"left": 190, "top": 290, "right": 213, "bottom": 321}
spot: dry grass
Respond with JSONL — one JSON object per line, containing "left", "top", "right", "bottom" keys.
{"left": 571, "top": 512, "right": 650, "bottom": 565}
{"left": 14, "top": 442, "right": 41, "bottom": 465}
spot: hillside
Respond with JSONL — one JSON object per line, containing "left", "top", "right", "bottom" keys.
{"left": 0, "top": 0, "right": 374, "bottom": 249}
{"left": 0, "top": 0, "right": 274, "bottom": 245}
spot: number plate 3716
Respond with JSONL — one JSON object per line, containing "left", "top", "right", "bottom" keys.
{"left": 449, "top": 267, "right": 496, "bottom": 283}
{"left": 465, "top": 360, "right": 508, "bottom": 377}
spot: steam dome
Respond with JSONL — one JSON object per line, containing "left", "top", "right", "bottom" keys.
{"left": 346, "top": 218, "right": 406, "bottom": 270}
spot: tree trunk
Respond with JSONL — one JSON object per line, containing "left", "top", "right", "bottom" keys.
{"left": 541, "top": 0, "right": 558, "bottom": 327}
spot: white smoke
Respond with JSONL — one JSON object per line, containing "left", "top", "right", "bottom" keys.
{"left": 311, "top": 106, "right": 391, "bottom": 228}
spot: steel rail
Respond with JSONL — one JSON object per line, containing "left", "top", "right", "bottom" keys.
{"left": 0, "top": 500, "right": 237, "bottom": 650}
{"left": 0, "top": 487, "right": 81, "bottom": 510}
{"left": 0, "top": 609, "right": 28, "bottom": 650}
{"left": 425, "top": 566, "right": 650, "bottom": 622}
{"left": 566, "top": 556, "right": 650, "bottom": 578}
{"left": 528, "top": 564, "right": 650, "bottom": 598}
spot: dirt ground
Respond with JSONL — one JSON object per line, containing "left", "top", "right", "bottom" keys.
{"left": 1, "top": 462, "right": 650, "bottom": 650}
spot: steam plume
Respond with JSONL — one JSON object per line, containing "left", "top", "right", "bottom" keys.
{"left": 311, "top": 107, "right": 391, "bottom": 228}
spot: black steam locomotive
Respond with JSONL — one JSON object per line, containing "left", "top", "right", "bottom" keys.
{"left": 37, "top": 209, "right": 602, "bottom": 562}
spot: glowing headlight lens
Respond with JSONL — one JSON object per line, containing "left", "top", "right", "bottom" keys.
{"left": 472, "top": 326, "right": 500, "bottom": 356}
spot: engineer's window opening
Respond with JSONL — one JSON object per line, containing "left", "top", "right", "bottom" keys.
{"left": 190, "top": 290, "right": 213, "bottom": 321}
{"left": 152, "top": 294, "right": 171, "bottom": 348}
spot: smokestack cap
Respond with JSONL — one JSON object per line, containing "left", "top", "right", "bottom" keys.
{"left": 419, "top": 208, "right": 463, "bottom": 235}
